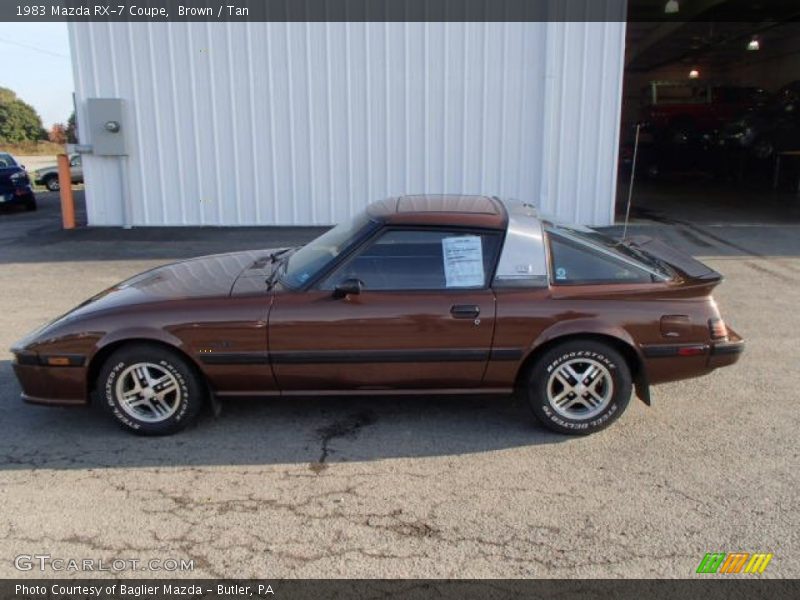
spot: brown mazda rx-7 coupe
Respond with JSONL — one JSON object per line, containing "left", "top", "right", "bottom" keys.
{"left": 11, "top": 195, "right": 743, "bottom": 436}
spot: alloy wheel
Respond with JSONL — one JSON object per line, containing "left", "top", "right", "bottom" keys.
{"left": 115, "top": 362, "right": 181, "bottom": 423}
{"left": 546, "top": 358, "right": 614, "bottom": 420}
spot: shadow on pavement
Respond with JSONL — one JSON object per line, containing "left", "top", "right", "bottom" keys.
{"left": 0, "top": 361, "right": 567, "bottom": 471}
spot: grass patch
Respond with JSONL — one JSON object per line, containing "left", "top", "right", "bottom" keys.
{"left": 0, "top": 140, "right": 66, "bottom": 156}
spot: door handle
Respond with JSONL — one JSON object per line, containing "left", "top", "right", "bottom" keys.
{"left": 450, "top": 304, "right": 480, "bottom": 319}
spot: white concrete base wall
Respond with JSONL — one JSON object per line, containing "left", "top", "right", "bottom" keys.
{"left": 68, "top": 20, "right": 625, "bottom": 227}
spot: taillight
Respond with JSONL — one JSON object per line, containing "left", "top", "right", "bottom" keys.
{"left": 709, "top": 318, "right": 728, "bottom": 341}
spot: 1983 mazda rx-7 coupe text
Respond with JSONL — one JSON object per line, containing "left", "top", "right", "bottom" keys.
{"left": 11, "top": 195, "right": 743, "bottom": 436}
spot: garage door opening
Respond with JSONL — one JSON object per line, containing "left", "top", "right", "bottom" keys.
{"left": 619, "top": 3, "right": 800, "bottom": 225}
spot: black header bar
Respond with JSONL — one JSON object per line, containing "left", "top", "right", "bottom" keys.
{"left": 2, "top": 0, "right": 799, "bottom": 23}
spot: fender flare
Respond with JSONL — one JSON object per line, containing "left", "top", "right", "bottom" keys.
{"left": 87, "top": 327, "right": 219, "bottom": 413}
{"left": 94, "top": 326, "right": 188, "bottom": 356}
{"left": 525, "top": 319, "right": 651, "bottom": 406}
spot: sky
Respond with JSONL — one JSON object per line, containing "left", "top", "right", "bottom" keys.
{"left": 0, "top": 23, "right": 73, "bottom": 128}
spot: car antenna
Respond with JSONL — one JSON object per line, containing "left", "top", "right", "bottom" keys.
{"left": 621, "top": 122, "right": 641, "bottom": 242}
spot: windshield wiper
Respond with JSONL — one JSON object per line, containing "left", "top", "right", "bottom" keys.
{"left": 617, "top": 239, "right": 675, "bottom": 277}
{"left": 268, "top": 247, "right": 293, "bottom": 263}
{"left": 265, "top": 251, "right": 293, "bottom": 290}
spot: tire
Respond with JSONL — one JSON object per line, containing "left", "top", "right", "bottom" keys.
{"left": 44, "top": 175, "right": 60, "bottom": 192}
{"left": 97, "top": 343, "right": 206, "bottom": 435}
{"left": 524, "top": 340, "right": 632, "bottom": 435}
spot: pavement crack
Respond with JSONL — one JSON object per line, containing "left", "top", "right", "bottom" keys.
{"left": 309, "top": 410, "right": 377, "bottom": 473}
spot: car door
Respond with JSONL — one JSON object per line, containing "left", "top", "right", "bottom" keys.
{"left": 268, "top": 227, "right": 502, "bottom": 391}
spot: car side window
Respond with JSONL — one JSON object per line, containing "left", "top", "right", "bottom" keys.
{"left": 548, "top": 233, "right": 653, "bottom": 285}
{"left": 70, "top": 156, "right": 82, "bottom": 167}
{"left": 320, "top": 229, "right": 500, "bottom": 291}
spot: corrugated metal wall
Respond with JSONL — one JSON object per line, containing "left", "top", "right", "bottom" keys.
{"left": 68, "top": 21, "right": 625, "bottom": 227}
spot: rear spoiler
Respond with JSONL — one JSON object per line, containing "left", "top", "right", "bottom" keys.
{"left": 625, "top": 236, "right": 722, "bottom": 282}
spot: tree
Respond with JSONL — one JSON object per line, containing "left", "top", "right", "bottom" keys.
{"left": 0, "top": 87, "right": 46, "bottom": 143}
{"left": 49, "top": 123, "right": 67, "bottom": 144}
{"left": 66, "top": 110, "right": 78, "bottom": 143}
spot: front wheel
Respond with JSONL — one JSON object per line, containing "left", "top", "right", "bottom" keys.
{"left": 524, "top": 340, "right": 632, "bottom": 435}
{"left": 97, "top": 343, "right": 206, "bottom": 435}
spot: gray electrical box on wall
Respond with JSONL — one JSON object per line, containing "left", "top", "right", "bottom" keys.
{"left": 86, "top": 98, "right": 128, "bottom": 156}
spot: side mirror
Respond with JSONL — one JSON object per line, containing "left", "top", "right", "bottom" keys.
{"left": 333, "top": 278, "right": 363, "bottom": 299}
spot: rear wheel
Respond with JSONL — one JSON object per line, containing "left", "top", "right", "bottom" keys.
{"left": 97, "top": 343, "right": 206, "bottom": 435}
{"left": 524, "top": 340, "right": 632, "bottom": 435}
{"left": 44, "top": 175, "right": 60, "bottom": 191}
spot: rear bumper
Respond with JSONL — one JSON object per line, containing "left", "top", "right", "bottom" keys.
{"left": 708, "top": 328, "right": 744, "bottom": 369}
{"left": 641, "top": 327, "right": 744, "bottom": 385}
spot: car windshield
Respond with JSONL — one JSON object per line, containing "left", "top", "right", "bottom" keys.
{"left": 280, "top": 211, "right": 374, "bottom": 289}
{"left": 546, "top": 224, "right": 674, "bottom": 280}
{"left": 0, "top": 153, "right": 17, "bottom": 168}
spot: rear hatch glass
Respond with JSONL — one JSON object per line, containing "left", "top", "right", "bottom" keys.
{"left": 546, "top": 224, "right": 675, "bottom": 281}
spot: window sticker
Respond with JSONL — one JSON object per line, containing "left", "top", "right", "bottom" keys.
{"left": 555, "top": 267, "right": 567, "bottom": 280}
{"left": 442, "top": 236, "right": 484, "bottom": 288}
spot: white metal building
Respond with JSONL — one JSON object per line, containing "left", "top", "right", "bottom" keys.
{"left": 68, "top": 20, "right": 626, "bottom": 227}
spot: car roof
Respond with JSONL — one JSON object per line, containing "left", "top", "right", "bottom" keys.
{"left": 366, "top": 194, "right": 507, "bottom": 229}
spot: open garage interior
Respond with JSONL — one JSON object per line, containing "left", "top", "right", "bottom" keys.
{"left": 621, "top": 1, "right": 800, "bottom": 225}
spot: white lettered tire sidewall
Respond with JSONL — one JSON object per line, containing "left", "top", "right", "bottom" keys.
{"left": 526, "top": 340, "right": 632, "bottom": 436}
{"left": 98, "top": 344, "right": 204, "bottom": 435}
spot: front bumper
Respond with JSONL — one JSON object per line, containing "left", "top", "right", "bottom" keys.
{"left": 12, "top": 353, "right": 89, "bottom": 406}
{"left": 0, "top": 187, "right": 35, "bottom": 205}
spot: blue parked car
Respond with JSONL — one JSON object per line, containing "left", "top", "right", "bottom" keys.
{"left": 0, "top": 152, "right": 36, "bottom": 211}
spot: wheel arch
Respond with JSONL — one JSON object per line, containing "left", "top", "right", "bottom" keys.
{"left": 515, "top": 331, "right": 650, "bottom": 405}
{"left": 87, "top": 336, "right": 212, "bottom": 403}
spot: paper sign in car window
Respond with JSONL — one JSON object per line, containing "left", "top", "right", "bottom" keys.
{"left": 442, "top": 236, "right": 484, "bottom": 288}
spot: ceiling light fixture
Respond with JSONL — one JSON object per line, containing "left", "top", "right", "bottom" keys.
{"left": 689, "top": 69, "right": 700, "bottom": 79}
{"left": 747, "top": 38, "right": 760, "bottom": 51}
{"left": 664, "top": 0, "right": 680, "bottom": 14}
